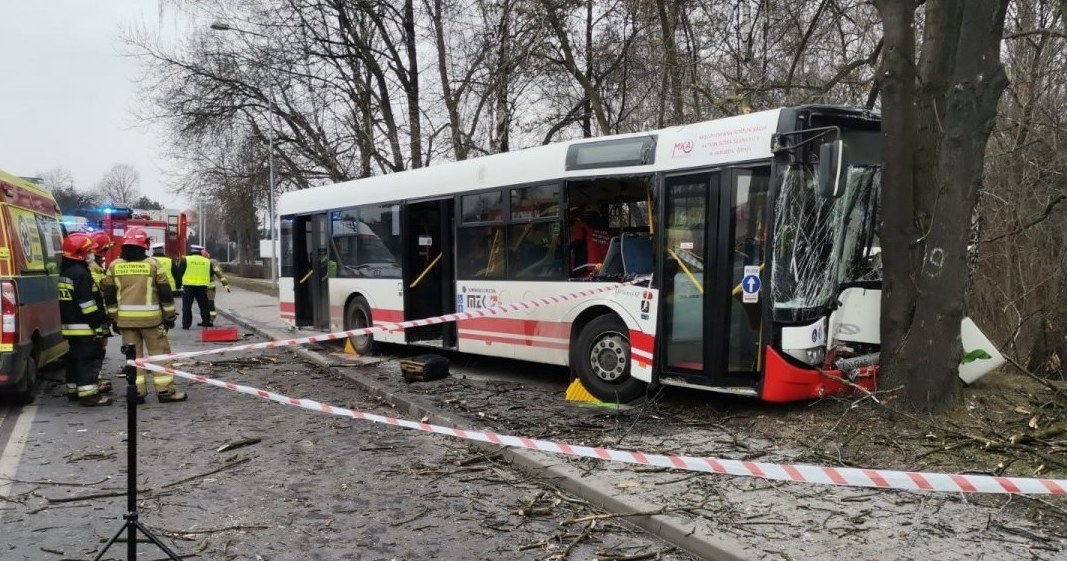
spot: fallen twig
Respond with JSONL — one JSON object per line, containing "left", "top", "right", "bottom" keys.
{"left": 163, "top": 457, "right": 252, "bottom": 489}
{"left": 216, "top": 438, "right": 262, "bottom": 453}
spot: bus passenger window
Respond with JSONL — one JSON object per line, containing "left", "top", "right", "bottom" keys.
{"left": 508, "top": 222, "right": 562, "bottom": 279}
{"left": 457, "top": 225, "right": 505, "bottom": 279}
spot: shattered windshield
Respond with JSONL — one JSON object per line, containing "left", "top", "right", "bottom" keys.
{"left": 771, "top": 164, "right": 880, "bottom": 320}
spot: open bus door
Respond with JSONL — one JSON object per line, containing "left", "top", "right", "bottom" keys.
{"left": 658, "top": 167, "right": 770, "bottom": 392}
{"left": 403, "top": 199, "right": 455, "bottom": 347}
{"left": 293, "top": 213, "right": 331, "bottom": 329}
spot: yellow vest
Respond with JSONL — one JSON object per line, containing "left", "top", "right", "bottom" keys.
{"left": 184, "top": 254, "right": 212, "bottom": 286}
{"left": 154, "top": 256, "right": 176, "bottom": 290}
{"left": 89, "top": 260, "right": 106, "bottom": 285}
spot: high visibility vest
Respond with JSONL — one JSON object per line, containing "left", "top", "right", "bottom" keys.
{"left": 89, "top": 260, "right": 106, "bottom": 285}
{"left": 154, "top": 256, "right": 176, "bottom": 290}
{"left": 184, "top": 255, "right": 211, "bottom": 286}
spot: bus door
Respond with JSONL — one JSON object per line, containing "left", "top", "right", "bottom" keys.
{"left": 658, "top": 168, "right": 771, "bottom": 389}
{"left": 294, "top": 213, "right": 332, "bottom": 329}
{"left": 658, "top": 171, "right": 729, "bottom": 386}
{"left": 403, "top": 199, "right": 456, "bottom": 347}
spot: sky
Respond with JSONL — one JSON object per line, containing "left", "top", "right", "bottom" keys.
{"left": 0, "top": 1, "right": 189, "bottom": 208}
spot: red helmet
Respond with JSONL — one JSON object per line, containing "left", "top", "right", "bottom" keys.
{"left": 89, "top": 231, "right": 113, "bottom": 252}
{"left": 62, "top": 232, "right": 95, "bottom": 261}
{"left": 121, "top": 228, "right": 150, "bottom": 249}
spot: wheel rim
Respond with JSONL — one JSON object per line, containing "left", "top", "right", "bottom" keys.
{"left": 587, "top": 330, "right": 629, "bottom": 383}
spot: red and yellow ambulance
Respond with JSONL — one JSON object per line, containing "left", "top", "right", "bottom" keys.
{"left": 0, "top": 169, "right": 67, "bottom": 403}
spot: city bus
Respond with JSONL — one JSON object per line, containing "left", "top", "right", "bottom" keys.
{"left": 277, "top": 106, "right": 998, "bottom": 403}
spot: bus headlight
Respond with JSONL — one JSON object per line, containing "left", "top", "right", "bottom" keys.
{"left": 783, "top": 346, "right": 825, "bottom": 366}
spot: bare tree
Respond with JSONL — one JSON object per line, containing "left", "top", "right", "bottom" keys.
{"left": 96, "top": 163, "right": 142, "bottom": 205}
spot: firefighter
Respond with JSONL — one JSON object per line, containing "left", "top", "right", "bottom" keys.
{"left": 88, "top": 231, "right": 113, "bottom": 286}
{"left": 88, "top": 232, "right": 115, "bottom": 395}
{"left": 101, "top": 228, "right": 186, "bottom": 403}
{"left": 59, "top": 232, "right": 111, "bottom": 406}
{"left": 149, "top": 242, "right": 178, "bottom": 292}
{"left": 200, "top": 247, "right": 231, "bottom": 324}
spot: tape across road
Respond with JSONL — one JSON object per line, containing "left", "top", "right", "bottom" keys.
{"left": 140, "top": 278, "right": 650, "bottom": 363}
{"left": 132, "top": 360, "right": 1067, "bottom": 495}
{"left": 130, "top": 277, "right": 1067, "bottom": 495}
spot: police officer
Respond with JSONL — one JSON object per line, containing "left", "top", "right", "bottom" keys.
{"left": 200, "top": 248, "right": 230, "bottom": 325}
{"left": 102, "top": 228, "right": 185, "bottom": 403}
{"left": 149, "top": 242, "right": 178, "bottom": 293}
{"left": 59, "top": 232, "right": 111, "bottom": 406}
{"left": 182, "top": 245, "right": 211, "bottom": 328}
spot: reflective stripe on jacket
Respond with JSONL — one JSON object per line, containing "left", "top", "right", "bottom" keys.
{"left": 58, "top": 259, "right": 107, "bottom": 338}
{"left": 184, "top": 255, "right": 211, "bottom": 286}
{"left": 102, "top": 257, "right": 176, "bottom": 328}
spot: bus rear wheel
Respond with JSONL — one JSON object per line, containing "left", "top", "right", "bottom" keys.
{"left": 345, "top": 296, "right": 376, "bottom": 355}
{"left": 573, "top": 315, "right": 646, "bottom": 403}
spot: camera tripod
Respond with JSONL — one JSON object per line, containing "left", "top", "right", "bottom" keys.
{"left": 93, "top": 344, "right": 183, "bottom": 561}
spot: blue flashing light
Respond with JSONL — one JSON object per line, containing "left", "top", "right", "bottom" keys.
{"left": 104, "top": 208, "right": 113, "bottom": 214}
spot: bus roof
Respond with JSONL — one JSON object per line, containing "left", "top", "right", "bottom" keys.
{"left": 279, "top": 108, "right": 788, "bottom": 216}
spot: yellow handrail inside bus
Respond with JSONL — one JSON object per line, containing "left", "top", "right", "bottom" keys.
{"left": 646, "top": 186, "right": 654, "bottom": 235}
{"left": 299, "top": 269, "right": 314, "bottom": 284}
{"left": 667, "top": 248, "right": 703, "bottom": 294}
{"left": 409, "top": 252, "right": 442, "bottom": 288}
{"left": 486, "top": 229, "right": 503, "bottom": 275}
{"left": 731, "top": 263, "right": 766, "bottom": 296}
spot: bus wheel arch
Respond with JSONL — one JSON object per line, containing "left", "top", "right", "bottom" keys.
{"left": 343, "top": 294, "right": 376, "bottom": 355}
{"left": 570, "top": 309, "right": 646, "bottom": 403}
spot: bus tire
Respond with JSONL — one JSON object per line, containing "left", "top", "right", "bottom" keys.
{"left": 573, "top": 314, "right": 645, "bottom": 403}
{"left": 345, "top": 296, "right": 376, "bottom": 355}
{"left": 14, "top": 356, "right": 37, "bottom": 405}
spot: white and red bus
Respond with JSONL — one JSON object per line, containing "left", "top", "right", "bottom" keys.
{"left": 277, "top": 106, "right": 1001, "bottom": 403}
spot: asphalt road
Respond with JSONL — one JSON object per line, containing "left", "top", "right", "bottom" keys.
{"left": 0, "top": 327, "right": 699, "bottom": 561}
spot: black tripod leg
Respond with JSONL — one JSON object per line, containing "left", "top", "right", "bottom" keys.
{"left": 131, "top": 518, "right": 184, "bottom": 560}
{"left": 91, "top": 521, "right": 129, "bottom": 561}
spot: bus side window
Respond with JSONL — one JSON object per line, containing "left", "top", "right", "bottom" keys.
{"left": 457, "top": 225, "right": 505, "bottom": 279}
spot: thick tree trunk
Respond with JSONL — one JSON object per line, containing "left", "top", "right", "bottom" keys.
{"left": 876, "top": 0, "right": 1009, "bottom": 411}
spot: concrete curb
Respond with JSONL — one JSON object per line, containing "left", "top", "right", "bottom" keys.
{"left": 217, "top": 306, "right": 751, "bottom": 561}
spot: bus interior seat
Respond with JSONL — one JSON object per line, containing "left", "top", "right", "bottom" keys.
{"left": 597, "top": 232, "right": 654, "bottom": 278}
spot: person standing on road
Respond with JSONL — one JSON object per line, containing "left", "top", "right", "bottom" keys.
{"left": 58, "top": 232, "right": 111, "bottom": 406}
{"left": 88, "top": 232, "right": 115, "bottom": 394}
{"left": 200, "top": 247, "right": 230, "bottom": 325}
{"left": 150, "top": 242, "right": 178, "bottom": 293}
{"left": 101, "top": 228, "right": 186, "bottom": 403}
{"left": 181, "top": 245, "right": 212, "bottom": 328}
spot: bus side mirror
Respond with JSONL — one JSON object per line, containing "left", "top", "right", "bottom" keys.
{"left": 817, "top": 140, "right": 848, "bottom": 198}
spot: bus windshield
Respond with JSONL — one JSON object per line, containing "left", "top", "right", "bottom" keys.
{"left": 771, "top": 164, "right": 881, "bottom": 320}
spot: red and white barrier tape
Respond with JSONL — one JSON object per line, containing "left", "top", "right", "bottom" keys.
{"left": 140, "top": 278, "right": 649, "bottom": 364}
{"left": 130, "top": 359, "right": 1067, "bottom": 495}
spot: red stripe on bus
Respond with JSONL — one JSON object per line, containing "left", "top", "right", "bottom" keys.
{"left": 458, "top": 317, "right": 571, "bottom": 339}
{"left": 372, "top": 308, "right": 404, "bottom": 323}
{"left": 629, "top": 330, "right": 654, "bottom": 354}
{"left": 280, "top": 301, "right": 295, "bottom": 312}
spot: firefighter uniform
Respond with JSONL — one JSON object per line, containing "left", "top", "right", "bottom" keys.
{"left": 59, "top": 233, "right": 111, "bottom": 406}
{"left": 102, "top": 229, "right": 185, "bottom": 402}
{"left": 204, "top": 253, "right": 230, "bottom": 325}
{"left": 89, "top": 231, "right": 115, "bottom": 394}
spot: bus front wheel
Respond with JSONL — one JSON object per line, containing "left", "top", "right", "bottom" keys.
{"left": 573, "top": 315, "right": 645, "bottom": 403}
{"left": 345, "top": 296, "right": 376, "bottom": 355}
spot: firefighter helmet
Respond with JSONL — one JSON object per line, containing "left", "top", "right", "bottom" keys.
{"left": 121, "top": 228, "right": 151, "bottom": 249}
{"left": 89, "top": 231, "right": 113, "bottom": 252}
{"left": 62, "top": 232, "right": 95, "bottom": 261}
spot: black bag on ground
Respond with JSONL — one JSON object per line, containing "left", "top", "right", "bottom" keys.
{"left": 400, "top": 354, "right": 449, "bottom": 383}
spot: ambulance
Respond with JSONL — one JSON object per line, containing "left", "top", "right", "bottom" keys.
{"left": 0, "top": 169, "right": 67, "bottom": 403}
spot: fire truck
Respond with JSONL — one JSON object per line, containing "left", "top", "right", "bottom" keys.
{"left": 94, "top": 205, "right": 190, "bottom": 264}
